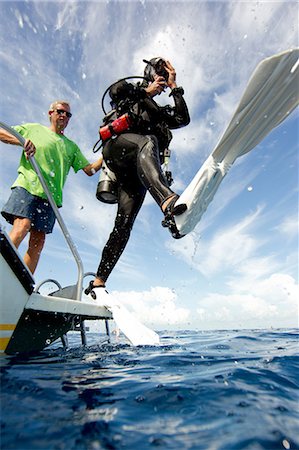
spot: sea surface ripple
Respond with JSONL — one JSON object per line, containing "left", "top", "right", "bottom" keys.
{"left": 1, "top": 328, "right": 298, "bottom": 450}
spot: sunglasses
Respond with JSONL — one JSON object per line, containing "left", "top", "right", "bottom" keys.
{"left": 54, "top": 109, "right": 72, "bottom": 118}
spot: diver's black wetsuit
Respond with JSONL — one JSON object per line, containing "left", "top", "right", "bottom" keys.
{"left": 96, "top": 83, "right": 190, "bottom": 282}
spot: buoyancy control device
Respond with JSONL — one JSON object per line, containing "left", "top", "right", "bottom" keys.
{"left": 94, "top": 67, "right": 174, "bottom": 204}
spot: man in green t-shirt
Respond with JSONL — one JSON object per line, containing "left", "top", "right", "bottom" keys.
{"left": 0, "top": 100, "right": 102, "bottom": 274}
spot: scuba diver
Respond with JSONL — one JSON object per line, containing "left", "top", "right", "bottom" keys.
{"left": 85, "top": 57, "right": 190, "bottom": 296}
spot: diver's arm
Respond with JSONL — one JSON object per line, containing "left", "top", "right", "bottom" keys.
{"left": 143, "top": 79, "right": 190, "bottom": 128}
{"left": 164, "top": 61, "right": 190, "bottom": 128}
{"left": 166, "top": 88, "right": 190, "bottom": 128}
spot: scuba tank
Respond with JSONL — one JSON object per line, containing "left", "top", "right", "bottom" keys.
{"left": 96, "top": 160, "right": 118, "bottom": 204}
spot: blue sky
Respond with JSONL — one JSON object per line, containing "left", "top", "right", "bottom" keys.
{"left": 0, "top": 1, "right": 298, "bottom": 331}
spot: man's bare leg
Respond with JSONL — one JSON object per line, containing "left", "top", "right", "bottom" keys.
{"left": 24, "top": 229, "right": 46, "bottom": 274}
{"left": 9, "top": 217, "right": 31, "bottom": 248}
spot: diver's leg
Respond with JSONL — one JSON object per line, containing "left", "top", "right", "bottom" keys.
{"left": 92, "top": 187, "right": 146, "bottom": 288}
{"left": 103, "top": 133, "right": 177, "bottom": 209}
{"left": 136, "top": 135, "right": 173, "bottom": 206}
{"left": 136, "top": 135, "right": 186, "bottom": 216}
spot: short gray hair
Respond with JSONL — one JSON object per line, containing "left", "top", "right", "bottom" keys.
{"left": 49, "top": 100, "right": 70, "bottom": 111}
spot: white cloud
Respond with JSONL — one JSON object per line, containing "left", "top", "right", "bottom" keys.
{"left": 62, "top": 177, "right": 116, "bottom": 249}
{"left": 110, "top": 286, "right": 190, "bottom": 328}
{"left": 229, "top": 255, "right": 280, "bottom": 287}
{"left": 195, "top": 273, "right": 298, "bottom": 330}
{"left": 84, "top": 273, "right": 297, "bottom": 333}
{"left": 228, "top": 2, "right": 296, "bottom": 54}
{"left": 168, "top": 206, "right": 264, "bottom": 277}
{"left": 54, "top": 3, "right": 79, "bottom": 31}
{"left": 275, "top": 214, "right": 298, "bottom": 239}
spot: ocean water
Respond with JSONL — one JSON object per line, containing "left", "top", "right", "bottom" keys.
{"left": 0, "top": 329, "right": 298, "bottom": 450}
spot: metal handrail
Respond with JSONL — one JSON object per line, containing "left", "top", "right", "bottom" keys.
{"left": 0, "top": 121, "right": 84, "bottom": 301}
{"left": 34, "top": 278, "right": 62, "bottom": 293}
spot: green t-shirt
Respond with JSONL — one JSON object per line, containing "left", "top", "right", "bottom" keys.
{"left": 11, "top": 123, "right": 89, "bottom": 206}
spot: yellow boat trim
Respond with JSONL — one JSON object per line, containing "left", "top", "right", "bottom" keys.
{"left": 0, "top": 337, "right": 10, "bottom": 351}
{"left": 0, "top": 324, "right": 16, "bottom": 331}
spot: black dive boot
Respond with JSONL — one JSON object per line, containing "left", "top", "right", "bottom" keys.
{"left": 84, "top": 281, "right": 106, "bottom": 300}
{"left": 161, "top": 195, "right": 187, "bottom": 239}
